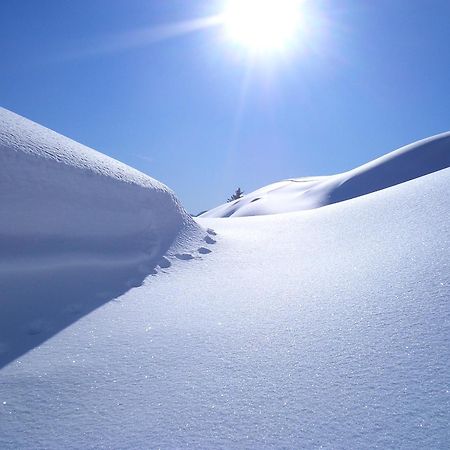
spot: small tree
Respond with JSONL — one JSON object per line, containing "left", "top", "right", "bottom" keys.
{"left": 228, "top": 187, "right": 244, "bottom": 202}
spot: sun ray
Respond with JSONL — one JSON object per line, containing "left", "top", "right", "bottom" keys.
{"left": 66, "top": 15, "right": 223, "bottom": 60}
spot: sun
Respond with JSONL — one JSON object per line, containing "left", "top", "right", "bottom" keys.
{"left": 222, "top": 0, "right": 303, "bottom": 53}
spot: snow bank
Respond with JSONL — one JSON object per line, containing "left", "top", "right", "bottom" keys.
{"left": 0, "top": 107, "right": 200, "bottom": 272}
{"left": 0, "top": 107, "right": 203, "bottom": 366}
{"left": 202, "top": 132, "right": 450, "bottom": 217}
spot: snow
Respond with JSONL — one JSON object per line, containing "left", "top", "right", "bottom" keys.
{"left": 0, "top": 109, "right": 449, "bottom": 449}
{"left": 0, "top": 107, "right": 200, "bottom": 255}
{"left": 0, "top": 107, "right": 204, "bottom": 367}
{"left": 201, "top": 132, "right": 450, "bottom": 217}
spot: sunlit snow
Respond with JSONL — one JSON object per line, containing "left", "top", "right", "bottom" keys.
{"left": 0, "top": 108, "right": 449, "bottom": 449}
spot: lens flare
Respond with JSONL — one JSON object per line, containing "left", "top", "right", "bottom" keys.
{"left": 223, "top": 0, "right": 303, "bottom": 53}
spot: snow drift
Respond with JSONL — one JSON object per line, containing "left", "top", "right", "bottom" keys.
{"left": 0, "top": 107, "right": 200, "bottom": 272}
{"left": 0, "top": 107, "right": 203, "bottom": 367}
{"left": 202, "top": 132, "right": 450, "bottom": 217}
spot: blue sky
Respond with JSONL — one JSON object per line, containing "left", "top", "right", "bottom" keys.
{"left": 1, "top": 0, "right": 450, "bottom": 213}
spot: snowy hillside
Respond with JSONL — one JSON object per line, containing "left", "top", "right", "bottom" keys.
{"left": 201, "top": 132, "right": 450, "bottom": 217}
{"left": 0, "top": 109, "right": 449, "bottom": 449}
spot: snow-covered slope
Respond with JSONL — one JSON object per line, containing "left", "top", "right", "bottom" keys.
{"left": 202, "top": 132, "right": 450, "bottom": 217}
{"left": 0, "top": 107, "right": 205, "bottom": 367}
{"left": 0, "top": 110, "right": 449, "bottom": 449}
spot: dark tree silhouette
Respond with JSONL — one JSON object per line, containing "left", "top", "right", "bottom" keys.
{"left": 228, "top": 187, "right": 244, "bottom": 202}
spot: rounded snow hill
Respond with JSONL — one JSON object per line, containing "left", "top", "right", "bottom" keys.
{"left": 202, "top": 132, "right": 450, "bottom": 217}
{"left": 0, "top": 107, "right": 201, "bottom": 273}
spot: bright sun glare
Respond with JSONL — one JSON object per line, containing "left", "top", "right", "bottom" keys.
{"left": 223, "top": 0, "right": 303, "bottom": 53}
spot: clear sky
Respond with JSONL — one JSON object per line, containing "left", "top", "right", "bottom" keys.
{"left": 1, "top": 0, "right": 450, "bottom": 214}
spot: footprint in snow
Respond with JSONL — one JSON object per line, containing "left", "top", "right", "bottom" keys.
{"left": 157, "top": 256, "right": 171, "bottom": 269}
{"left": 204, "top": 235, "right": 216, "bottom": 245}
{"left": 157, "top": 234, "right": 216, "bottom": 268}
{"left": 175, "top": 253, "right": 194, "bottom": 261}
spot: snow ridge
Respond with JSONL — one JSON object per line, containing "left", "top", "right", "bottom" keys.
{"left": 0, "top": 107, "right": 201, "bottom": 273}
{"left": 202, "top": 131, "right": 450, "bottom": 217}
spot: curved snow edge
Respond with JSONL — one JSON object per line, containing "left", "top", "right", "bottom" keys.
{"left": 201, "top": 131, "right": 450, "bottom": 217}
{"left": 0, "top": 107, "right": 202, "bottom": 273}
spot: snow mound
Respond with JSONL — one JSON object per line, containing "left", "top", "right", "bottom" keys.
{"left": 0, "top": 107, "right": 200, "bottom": 269}
{"left": 202, "top": 132, "right": 450, "bottom": 217}
{"left": 0, "top": 107, "right": 203, "bottom": 366}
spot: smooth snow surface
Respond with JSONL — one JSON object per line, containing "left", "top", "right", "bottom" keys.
{"left": 201, "top": 132, "right": 450, "bottom": 217}
{"left": 0, "top": 107, "right": 203, "bottom": 366}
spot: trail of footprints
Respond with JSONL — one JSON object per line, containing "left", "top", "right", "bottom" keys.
{"left": 18, "top": 228, "right": 217, "bottom": 339}
{"left": 164, "top": 228, "right": 216, "bottom": 268}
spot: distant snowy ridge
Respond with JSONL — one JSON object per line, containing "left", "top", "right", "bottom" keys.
{"left": 202, "top": 132, "right": 450, "bottom": 217}
{"left": 0, "top": 107, "right": 202, "bottom": 274}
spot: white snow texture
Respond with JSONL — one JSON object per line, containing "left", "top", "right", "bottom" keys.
{"left": 0, "top": 108, "right": 449, "bottom": 449}
{"left": 201, "top": 132, "right": 450, "bottom": 217}
{"left": 0, "top": 107, "right": 203, "bottom": 369}
{"left": 0, "top": 107, "right": 199, "bottom": 267}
